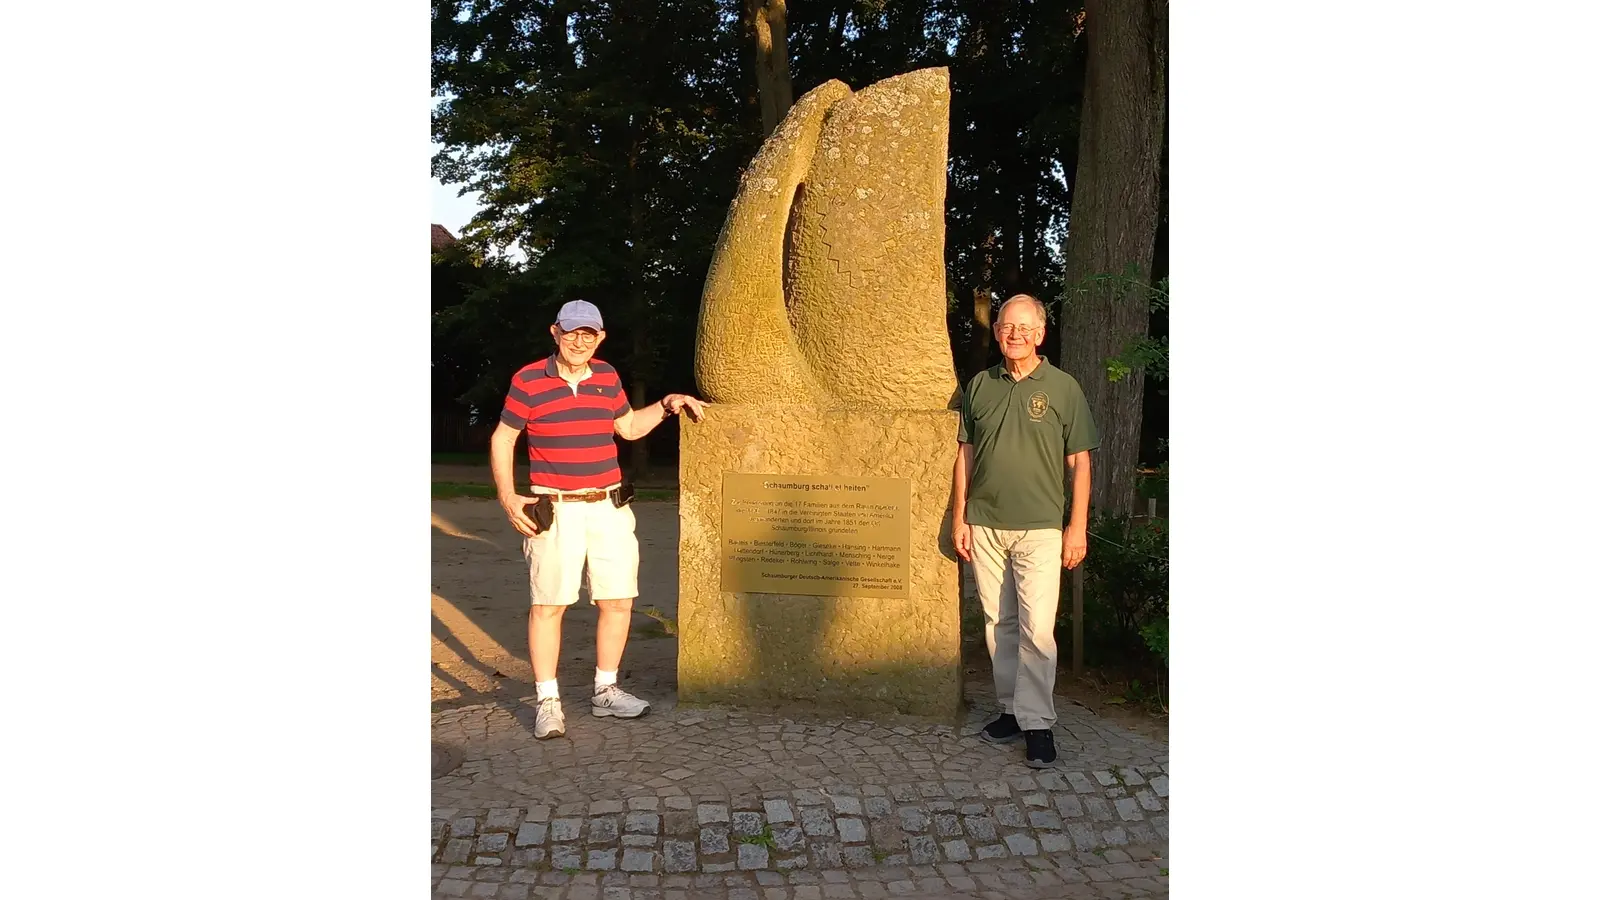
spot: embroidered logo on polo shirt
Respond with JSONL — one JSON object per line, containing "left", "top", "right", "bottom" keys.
{"left": 1027, "top": 391, "right": 1049, "bottom": 421}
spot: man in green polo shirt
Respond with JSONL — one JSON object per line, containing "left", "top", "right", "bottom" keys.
{"left": 952, "top": 293, "right": 1099, "bottom": 768}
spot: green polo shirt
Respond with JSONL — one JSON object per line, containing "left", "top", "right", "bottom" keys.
{"left": 958, "top": 357, "right": 1100, "bottom": 530}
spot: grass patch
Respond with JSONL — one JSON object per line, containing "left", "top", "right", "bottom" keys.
{"left": 636, "top": 605, "right": 678, "bottom": 636}
{"left": 433, "top": 452, "right": 490, "bottom": 466}
{"left": 737, "top": 825, "right": 776, "bottom": 850}
{"left": 434, "top": 482, "right": 497, "bottom": 499}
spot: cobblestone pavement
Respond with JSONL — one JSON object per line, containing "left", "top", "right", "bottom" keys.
{"left": 433, "top": 683, "right": 1169, "bottom": 899}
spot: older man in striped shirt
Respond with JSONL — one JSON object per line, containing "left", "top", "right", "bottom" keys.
{"left": 490, "top": 300, "right": 706, "bottom": 740}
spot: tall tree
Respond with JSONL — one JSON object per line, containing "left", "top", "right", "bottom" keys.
{"left": 745, "top": 0, "right": 793, "bottom": 136}
{"left": 1058, "top": 0, "right": 1167, "bottom": 517}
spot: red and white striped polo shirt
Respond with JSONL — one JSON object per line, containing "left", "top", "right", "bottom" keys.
{"left": 499, "top": 356, "right": 631, "bottom": 491}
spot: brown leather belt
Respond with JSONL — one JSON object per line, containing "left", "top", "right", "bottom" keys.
{"left": 553, "top": 490, "right": 611, "bottom": 503}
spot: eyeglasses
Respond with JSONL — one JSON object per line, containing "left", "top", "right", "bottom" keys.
{"left": 996, "top": 324, "right": 1040, "bottom": 337}
{"left": 559, "top": 330, "right": 600, "bottom": 346}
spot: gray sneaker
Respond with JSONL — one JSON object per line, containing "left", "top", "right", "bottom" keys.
{"left": 591, "top": 684, "right": 651, "bottom": 719}
{"left": 534, "top": 697, "right": 566, "bottom": 739}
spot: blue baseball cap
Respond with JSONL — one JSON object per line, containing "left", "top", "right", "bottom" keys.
{"left": 555, "top": 300, "right": 605, "bottom": 331}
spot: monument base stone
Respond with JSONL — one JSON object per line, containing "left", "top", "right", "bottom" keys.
{"left": 678, "top": 405, "right": 962, "bottom": 719}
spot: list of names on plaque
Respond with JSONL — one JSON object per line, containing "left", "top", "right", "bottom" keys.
{"left": 720, "top": 473, "right": 912, "bottom": 598}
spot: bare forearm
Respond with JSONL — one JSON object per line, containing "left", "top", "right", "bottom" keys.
{"left": 1066, "top": 452, "right": 1091, "bottom": 532}
{"left": 952, "top": 443, "right": 974, "bottom": 522}
{"left": 489, "top": 424, "right": 521, "bottom": 498}
{"left": 622, "top": 400, "right": 669, "bottom": 441}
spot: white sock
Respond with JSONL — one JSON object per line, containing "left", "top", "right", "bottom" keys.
{"left": 535, "top": 679, "right": 560, "bottom": 701}
{"left": 594, "top": 668, "right": 617, "bottom": 692}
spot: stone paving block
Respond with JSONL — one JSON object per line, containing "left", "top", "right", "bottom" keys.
{"left": 794, "top": 789, "right": 827, "bottom": 806}
{"left": 1039, "top": 831, "right": 1073, "bottom": 854}
{"left": 664, "top": 796, "right": 694, "bottom": 811}
{"left": 626, "top": 812, "right": 661, "bottom": 835}
{"left": 662, "top": 840, "right": 696, "bottom": 874}
{"left": 836, "top": 817, "right": 868, "bottom": 844}
{"left": 801, "top": 807, "right": 836, "bottom": 838}
{"left": 1084, "top": 799, "right": 1113, "bottom": 822}
{"left": 1149, "top": 775, "right": 1168, "bottom": 798}
{"left": 974, "top": 843, "right": 1008, "bottom": 860}
{"left": 907, "top": 835, "right": 938, "bottom": 865}
{"left": 946, "top": 781, "right": 977, "bottom": 799}
{"left": 840, "top": 845, "right": 876, "bottom": 868}
{"left": 525, "top": 805, "right": 552, "bottom": 823}
{"left": 1093, "top": 771, "right": 1117, "bottom": 787}
{"left": 962, "top": 815, "right": 997, "bottom": 842}
{"left": 1126, "top": 823, "right": 1159, "bottom": 846}
{"left": 1114, "top": 798, "right": 1143, "bottom": 822}
{"left": 820, "top": 884, "right": 855, "bottom": 899}
{"left": 1065, "top": 772, "right": 1097, "bottom": 794}
{"left": 896, "top": 807, "right": 928, "bottom": 833}
{"left": 831, "top": 795, "right": 862, "bottom": 816}
{"left": 993, "top": 804, "right": 1025, "bottom": 828}
{"left": 1055, "top": 794, "right": 1085, "bottom": 818}
{"left": 442, "top": 839, "right": 475, "bottom": 864}
{"left": 931, "top": 813, "right": 961, "bottom": 838}
{"left": 1067, "top": 823, "right": 1100, "bottom": 851}
{"left": 732, "top": 811, "right": 765, "bottom": 836}
{"left": 701, "top": 826, "right": 731, "bottom": 855}
{"left": 628, "top": 797, "right": 661, "bottom": 812}
{"left": 476, "top": 833, "right": 510, "bottom": 854}
{"left": 978, "top": 781, "right": 1010, "bottom": 800}
{"left": 515, "top": 823, "right": 548, "bottom": 847}
{"left": 863, "top": 797, "right": 893, "bottom": 819}
{"left": 497, "top": 885, "right": 530, "bottom": 900}
{"left": 764, "top": 799, "right": 795, "bottom": 824}
{"left": 590, "top": 799, "right": 625, "bottom": 816}
{"left": 589, "top": 817, "right": 620, "bottom": 844}
{"left": 586, "top": 849, "right": 617, "bottom": 871}
{"left": 550, "top": 819, "right": 582, "bottom": 843}
{"left": 1003, "top": 833, "right": 1040, "bottom": 857}
{"left": 453, "top": 818, "right": 479, "bottom": 838}
{"left": 889, "top": 784, "right": 919, "bottom": 802}
{"left": 916, "top": 781, "right": 945, "bottom": 798}
{"left": 621, "top": 848, "right": 656, "bottom": 873}
{"left": 940, "top": 839, "right": 972, "bottom": 862}
{"left": 702, "top": 861, "right": 735, "bottom": 873}
{"left": 1135, "top": 790, "right": 1161, "bottom": 812}
{"left": 551, "top": 845, "right": 583, "bottom": 871}
{"left": 1117, "top": 767, "right": 1145, "bottom": 786}
{"left": 699, "top": 804, "right": 731, "bottom": 825}
{"left": 622, "top": 835, "right": 656, "bottom": 847}
{"left": 776, "top": 854, "right": 810, "bottom": 870}
{"left": 663, "top": 811, "right": 697, "bottom": 835}
{"left": 511, "top": 848, "right": 547, "bottom": 867}
{"left": 738, "top": 843, "right": 770, "bottom": 870}
{"left": 1028, "top": 809, "right": 1064, "bottom": 830}
{"left": 772, "top": 824, "right": 806, "bottom": 852}
{"left": 1100, "top": 827, "right": 1128, "bottom": 846}
{"left": 487, "top": 808, "right": 523, "bottom": 831}
{"left": 1021, "top": 792, "right": 1048, "bottom": 808}
{"left": 437, "top": 878, "right": 470, "bottom": 897}
{"left": 811, "top": 841, "right": 843, "bottom": 868}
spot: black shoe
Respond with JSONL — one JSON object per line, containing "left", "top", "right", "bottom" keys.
{"left": 1024, "top": 729, "right": 1058, "bottom": 768}
{"left": 980, "top": 712, "right": 1023, "bottom": 744}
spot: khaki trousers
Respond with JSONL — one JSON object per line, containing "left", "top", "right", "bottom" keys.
{"left": 971, "top": 525, "right": 1062, "bottom": 731}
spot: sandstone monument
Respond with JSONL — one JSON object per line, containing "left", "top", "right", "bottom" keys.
{"left": 679, "top": 68, "right": 962, "bottom": 718}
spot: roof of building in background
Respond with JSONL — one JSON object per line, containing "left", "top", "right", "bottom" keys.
{"left": 432, "top": 224, "right": 457, "bottom": 250}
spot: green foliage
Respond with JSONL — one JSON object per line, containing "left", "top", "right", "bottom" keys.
{"left": 1060, "top": 513, "right": 1168, "bottom": 673}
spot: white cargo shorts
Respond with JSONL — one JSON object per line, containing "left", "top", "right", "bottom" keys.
{"left": 521, "top": 486, "right": 640, "bottom": 606}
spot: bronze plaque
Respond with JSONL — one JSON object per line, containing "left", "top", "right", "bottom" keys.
{"left": 721, "top": 473, "right": 913, "bottom": 598}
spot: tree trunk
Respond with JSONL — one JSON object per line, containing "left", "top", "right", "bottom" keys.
{"left": 1059, "top": 0, "right": 1167, "bottom": 518}
{"left": 748, "top": 0, "right": 793, "bottom": 138}
{"left": 626, "top": 130, "right": 652, "bottom": 478}
{"left": 965, "top": 232, "right": 998, "bottom": 378}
